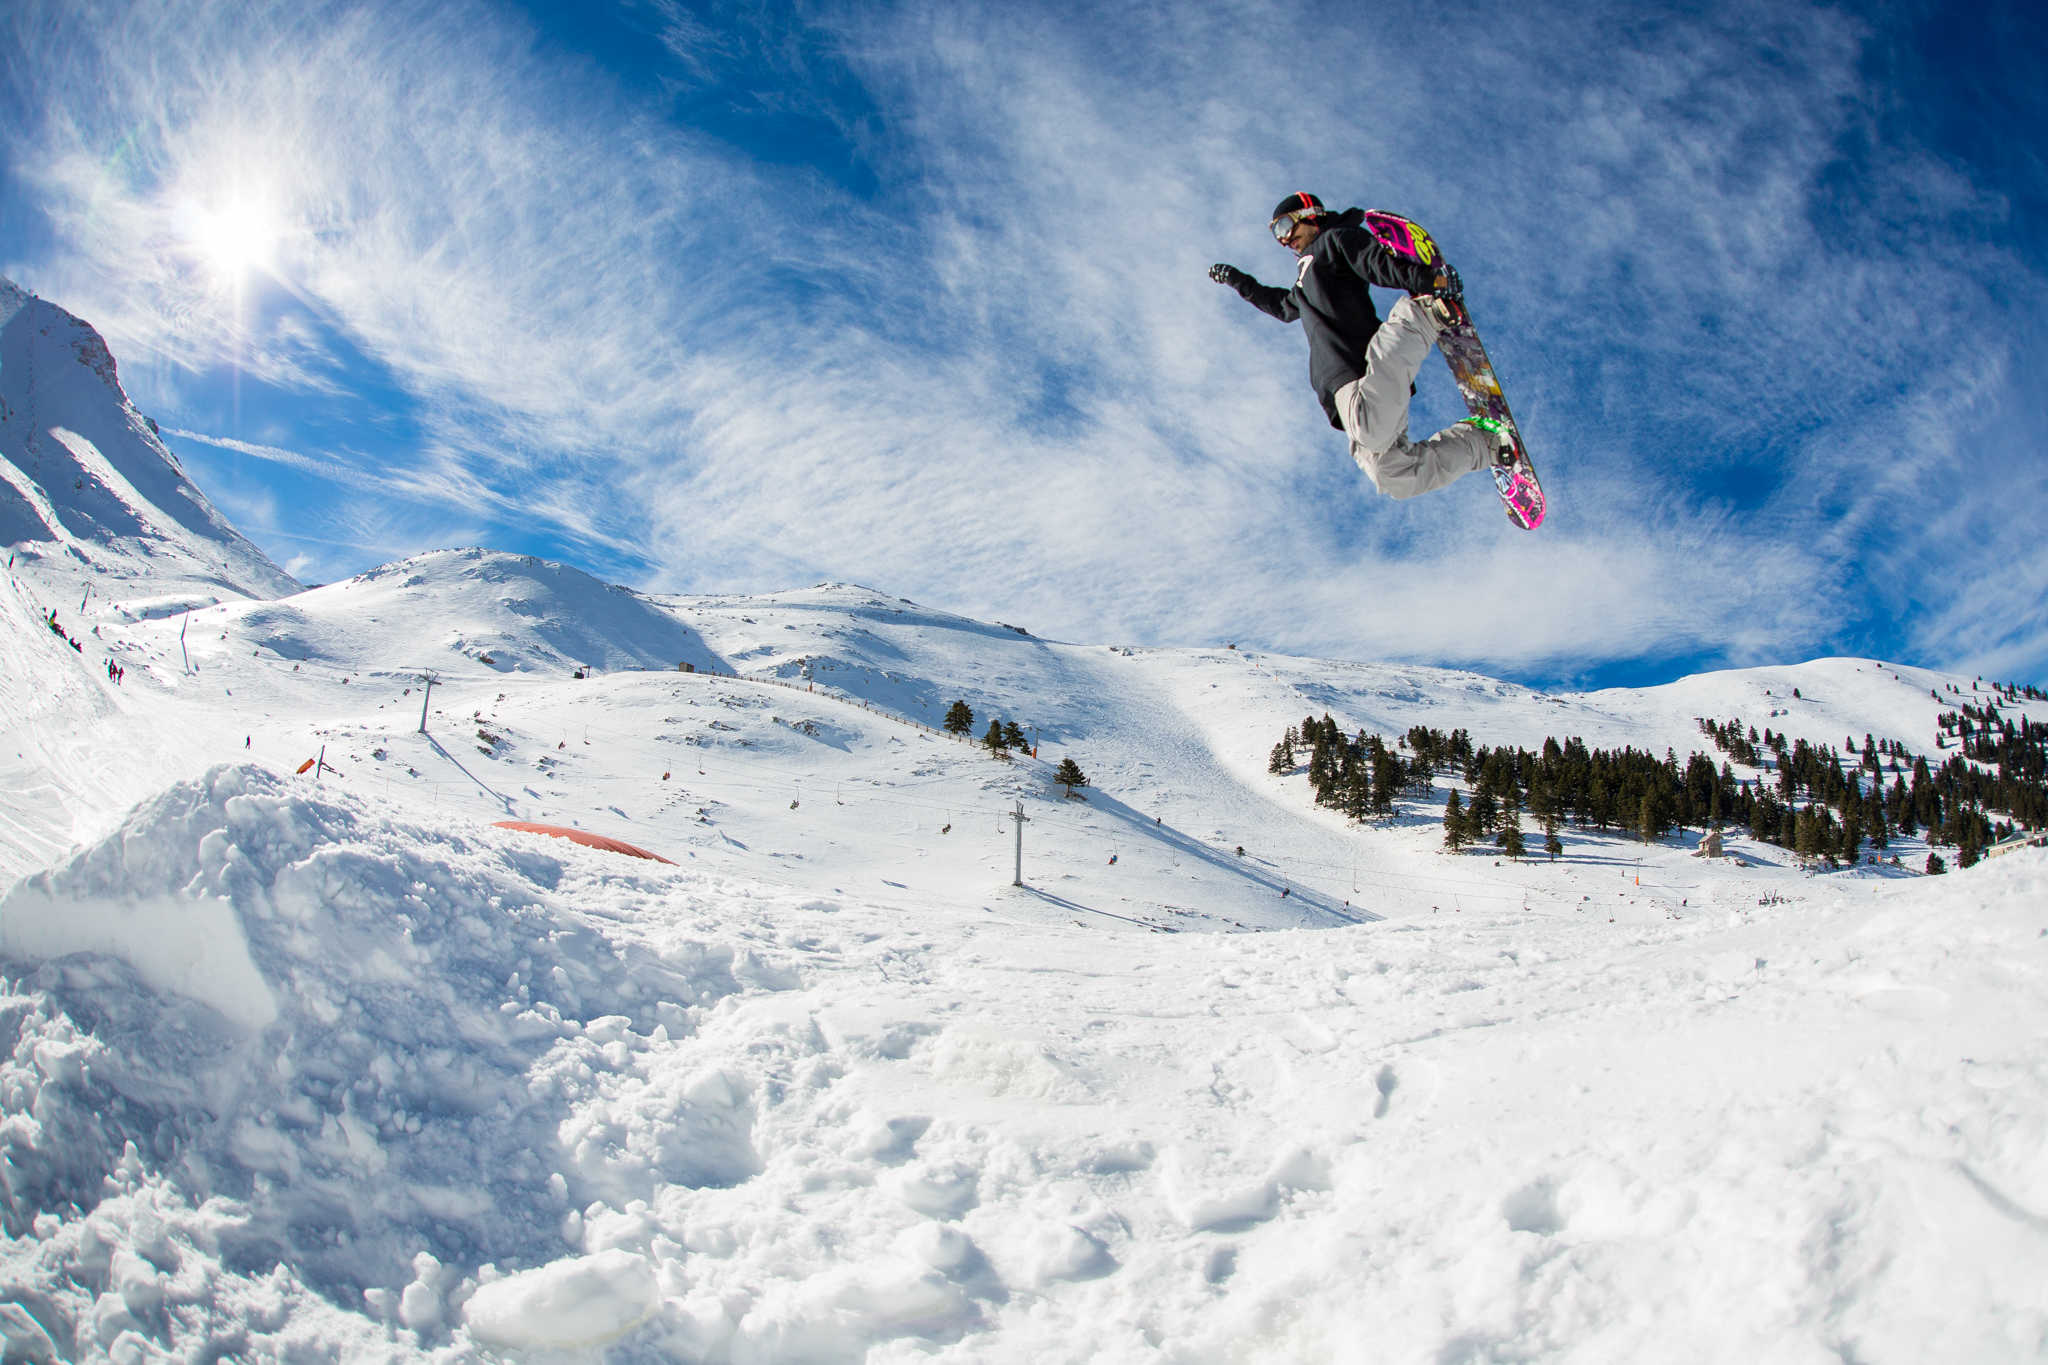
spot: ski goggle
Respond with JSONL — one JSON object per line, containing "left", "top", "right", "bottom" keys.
{"left": 1270, "top": 210, "right": 1316, "bottom": 241}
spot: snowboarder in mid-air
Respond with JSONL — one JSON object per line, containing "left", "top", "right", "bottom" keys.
{"left": 1211, "top": 192, "right": 1543, "bottom": 527}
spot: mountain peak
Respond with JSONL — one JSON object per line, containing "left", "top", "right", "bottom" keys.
{"left": 0, "top": 279, "right": 123, "bottom": 400}
{"left": 0, "top": 276, "right": 297, "bottom": 606}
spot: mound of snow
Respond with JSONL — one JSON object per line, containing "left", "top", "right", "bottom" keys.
{"left": 0, "top": 764, "right": 786, "bottom": 1355}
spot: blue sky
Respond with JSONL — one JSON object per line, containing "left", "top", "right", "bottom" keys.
{"left": 4, "top": 0, "right": 2044, "bottom": 690}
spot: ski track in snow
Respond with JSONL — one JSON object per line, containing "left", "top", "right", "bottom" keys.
{"left": 1, "top": 291, "right": 2045, "bottom": 1360}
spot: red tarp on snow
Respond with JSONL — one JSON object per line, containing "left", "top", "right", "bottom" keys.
{"left": 492, "top": 821, "right": 676, "bottom": 864}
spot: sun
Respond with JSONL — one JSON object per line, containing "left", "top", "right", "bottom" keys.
{"left": 180, "top": 192, "right": 283, "bottom": 284}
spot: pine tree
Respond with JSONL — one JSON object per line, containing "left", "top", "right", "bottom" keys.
{"left": 1406, "top": 728, "right": 1438, "bottom": 794}
{"left": 1533, "top": 788, "right": 1563, "bottom": 860}
{"left": 1369, "top": 745, "right": 1402, "bottom": 820}
{"left": 1587, "top": 776, "right": 1611, "bottom": 831}
{"left": 1307, "top": 735, "right": 1336, "bottom": 803}
{"left": 1794, "top": 805, "right": 1821, "bottom": 860}
{"left": 943, "top": 700, "right": 974, "bottom": 736}
{"left": 1443, "top": 791, "right": 1467, "bottom": 851}
{"left": 1343, "top": 760, "right": 1371, "bottom": 822}
{"left": 1053, "top": 757, "right": 1089, "bottom": 797}
{"left": 1958, "top": 814, "right": 1984, "bottom": 869}
{"left": 1497, "top": 792, "right": 1526, "bottom": 859}
{"left": 983, "top": 720, "right": 1009, "bottom": 758}
{"left": 1468, "top": 787, "right": 1498, "bottom": 839}
{"left": 1527, "top": 780, "right": 1554, "bottom": 833}
{"left": 1003, "top": 721, "right": 1028, "bottom": 753}
{"left": 1268, "top": 736, "right": 1296, "bottom": 775}
{"left": 1749, "top": 791, "right": 1776, "bottom": 843}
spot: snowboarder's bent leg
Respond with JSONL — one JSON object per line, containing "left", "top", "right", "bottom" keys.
{"left": 1350, "top": 416, "right": 1494, "bottom": 500}
{"left": 1339, "top": 296, "right": 1493, "bottom": 501}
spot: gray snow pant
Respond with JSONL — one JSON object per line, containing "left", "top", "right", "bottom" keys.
{"left": 1334, "top": 295, "right": 1492, "bottom": 500}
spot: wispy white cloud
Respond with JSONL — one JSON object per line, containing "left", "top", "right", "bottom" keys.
{"left": 166, "top": 428, "right": 365, "bottom": 486}
{"left": 4, "top": 0, "right": 2042, "bottom": 683}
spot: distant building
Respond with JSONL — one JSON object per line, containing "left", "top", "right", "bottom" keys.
{"left": 1983, "top": 831, "right": 2048, "bottom": 862}
{"left": 1693, "top": 829, "right": 1726, "bottom": 859}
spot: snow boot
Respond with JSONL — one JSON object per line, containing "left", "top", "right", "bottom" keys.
{"left": 1463, "top": 415, "right": 1519, "bottom": 467}
{"left": 1416, "top": 291, "right": 1467, "bottom": 330}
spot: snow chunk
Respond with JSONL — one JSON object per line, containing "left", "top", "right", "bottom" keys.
{"left": 0, "top": 1303, "right": 59, "bottom": 1364}
{"left": 1, "top": 889, "right": 274, "bottom": 1031}
{"left": 1, "top": 769, "right": 280, "bottom": 1030}
{"left": 463, "top": 1249, "right": 659, "bottom": 1350}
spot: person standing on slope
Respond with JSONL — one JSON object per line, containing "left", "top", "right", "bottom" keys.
{"left": 1209, "top": 192, "right": 1513, "bottom": 501}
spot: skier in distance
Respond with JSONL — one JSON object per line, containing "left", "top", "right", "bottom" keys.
{"left": 1210, "top": 192, "right": 1512, "bottom": 502}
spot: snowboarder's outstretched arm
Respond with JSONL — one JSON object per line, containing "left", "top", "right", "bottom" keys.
{"left": 1209, "top": 263, "right": 1297, "bottom": 321}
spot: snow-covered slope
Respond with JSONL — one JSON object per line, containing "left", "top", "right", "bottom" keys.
{"left": 1, "top": 758, "right": 2042, "bottom": 1361}
{"left": 2, "top": 292, "right": 2044, "bottom": 1361}
{"left": 0, "top": 277, "right": 298, "bottom": 611}
{"left": 3, "top": 539, "right": 2042, "bottom": 1361}
{"left": 229, "top": 547, "right": 724, "bottom": 677}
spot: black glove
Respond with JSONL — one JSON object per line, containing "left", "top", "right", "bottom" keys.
{"left": 1430, "top": 263, "right": 1464, "bottom": 300}
{"left": 1209, "top": 263, "right": 1250, "bottom": 289}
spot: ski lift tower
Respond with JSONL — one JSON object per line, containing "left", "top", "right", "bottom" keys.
{"left": 408, "top": 669, "right": 440, "bottom": 733}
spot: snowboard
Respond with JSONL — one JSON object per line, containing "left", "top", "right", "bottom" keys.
{"left": 1362, "top": 211, "right": 1546, "bottom": 530}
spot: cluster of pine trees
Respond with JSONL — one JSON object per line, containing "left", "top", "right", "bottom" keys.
{"left": 1693, "top": 716, "right": 2048, "bottom": 868}
{"left": 945, "top": 699, "right": 1029, "bottom": 757}
{"left": 1937, "top": 679, "right": 2044, "bottom": 704}
{"left": 945, "top": 698, "right": 1087, "bottom": 793}
{"left": 1270, "top": 717, "right": 1564, "bottom": 857}
{"left": 1272, "top": 703, "right": 2048, "bottom": 870}
{"left": 1935, "top": 703, "right": 2048, "bottom": 826}
{"left": 1269, "top": 715, "right": 1431, "bottom": 823}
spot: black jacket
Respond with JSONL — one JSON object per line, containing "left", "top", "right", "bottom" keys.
{"left": 1226, "top": 208, "right": 1441, "bottom": 428}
